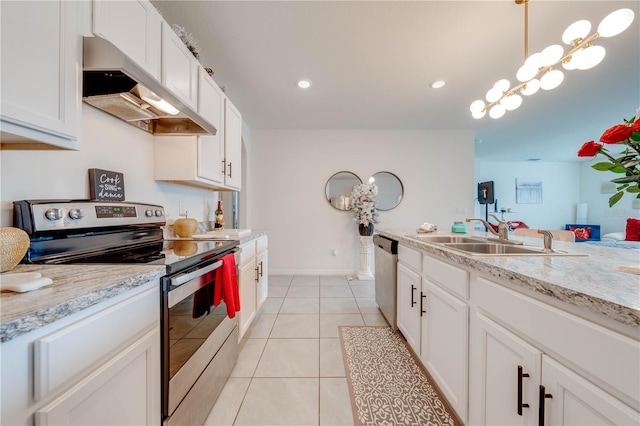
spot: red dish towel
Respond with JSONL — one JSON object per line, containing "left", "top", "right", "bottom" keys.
{"left": 213, "top": 253, "right": 240, "bottom": 318}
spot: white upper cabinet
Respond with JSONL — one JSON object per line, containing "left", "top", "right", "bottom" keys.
{"left": 161, "top": 22, "right": 198, "bottom": 110}
{"left": 197, "top": 68, "right": 225, "bottom": 184}
{"left": 223, "top": 98, "right": 242, "bottom": 190}
{"left": 154, "top": 70, "right": 243, "bottom": 191}
{"left": 92, "top": 0, "right": 162, "bottom": 80}
{"left": 0, "top": 0, "right": 81, "bottom": 149}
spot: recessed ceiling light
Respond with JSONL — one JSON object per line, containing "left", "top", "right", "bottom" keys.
{"left": 527, "top": 158, "right": 542, "bottom": 161}
{"left": 297, "top": 80, "right": 311, "bottom": 89}
{"left": 431, "top": 80, "right": 446, "bottom": 89}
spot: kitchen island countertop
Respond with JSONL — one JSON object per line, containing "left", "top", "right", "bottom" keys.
{"left": 0, "top": 264, "right": 165, "bottom": 343}
{"left": 377, "top": 228, "right": 640, "bottom": 330}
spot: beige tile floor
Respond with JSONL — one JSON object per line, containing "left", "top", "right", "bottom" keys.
{"left": 204, "top": 275, "right": 388, "bottom": 426}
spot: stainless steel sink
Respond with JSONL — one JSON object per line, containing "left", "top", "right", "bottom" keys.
{"left": 414, "top": 235, "right": 485, "bottom": 244}
{"left": 443, "top": 243, "right": 586, "bottom": 256}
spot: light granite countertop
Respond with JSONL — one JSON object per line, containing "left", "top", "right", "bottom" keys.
{"left": 377, "top": 228, "right": 640, "bottom": 329}
{"left": 0, "top": 264, "right": 165, "bottom": 343}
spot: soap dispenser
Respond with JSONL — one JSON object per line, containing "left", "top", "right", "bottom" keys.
{"left": 451, "top": 221, "right": 467, "bottom": 234}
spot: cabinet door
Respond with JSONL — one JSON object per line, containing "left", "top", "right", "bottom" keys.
{"left": 35, "top": 327, "right": 161, "bottom": 426}
{"left": 161, "top": 22, "right": 198, "bottom": 109}
{"left": 256, "top": 248, "right": 268, "bottom": 310}
{"left": 421, "top": 280, "right": 469, "bottom": 422}
{"left": 396, "top": 262, "right": 421, "bottom": 355}
{"left": 223, "top": 98, "right": 242, "bottom": 190}
{"left": 238, "top": 259, "right": 257, "bottom": 341}
{"left": 0, "top": 0, "right": 80, "bottom": 148}
{"left": 471, "top": 313, "right": 541, "bottom": 426}
{"left": 540, "top": 355, "right": 640, "bottom": 426}
{"left": 197, "top": 68, "right": 225, "bottom": 184}
{"left": 92, "top": 0, "right": 161, "bottom": 80}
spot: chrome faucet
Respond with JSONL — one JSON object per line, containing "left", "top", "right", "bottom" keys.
{"left": 466, "top": 213, "right": 511, "bottom": 241}
{"left": 538, "top": 229, "right": 554, "bottom": 252}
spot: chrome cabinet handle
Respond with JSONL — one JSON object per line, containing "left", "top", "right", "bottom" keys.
{"left": 420, "top": 292, "right": 426, "bottom": 316}
{"left": 259, "top": 261, "right": 263, "bottom": 277}
{"left": 518, "top": 365, "right": 530, "bottom": 415}
{"left": 228, "top": 162, "right": 232, "bottom": 178}
{"left": 221, "top": 159, "right": 226, "bottom": 175}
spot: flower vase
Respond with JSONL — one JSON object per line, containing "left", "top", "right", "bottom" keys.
{"left": 358, "top": 223, "right": 374, "bottom": 236}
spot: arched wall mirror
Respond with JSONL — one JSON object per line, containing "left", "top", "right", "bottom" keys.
{"left": 372, "top": 171, "right": 403, "bottom": 211}
{"left": 325, "top": 171, "right": 362, "bottom": 210}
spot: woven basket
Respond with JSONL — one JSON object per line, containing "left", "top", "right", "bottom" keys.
{"left": 0, "top": 227, "right": 30, "bottom": 272}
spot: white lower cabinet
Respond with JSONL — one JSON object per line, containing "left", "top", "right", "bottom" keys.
{"left": 396, "top": 247, "right": 469, "bottom": 422}
{"left": 420, "top": 279, "right": 469, "bottom": 422}
{"left": 237, "top": 236, "right": 269, "bottom": 340}
{"left": 392, "top": 243, "right": 639, "bottom": 426}
{"left": 35, "top": 327, "right": 160, "bottom": 426}
{"left": 541, "top": 355, "right": 639, "bottom": 426}
{"left": 256, "top": 236, "right": 269, "bottom": 310}
{"left": 470, "top": 312, "right": 542, "bottom": 425}
{"left": 396, "top": 261, "right": 421, "bottom": 354}
{"left": 469, "top": 276, "right": 640, "bottom": 425}
{"left": 0, "top": 281, "right": 160, "bottom": 426}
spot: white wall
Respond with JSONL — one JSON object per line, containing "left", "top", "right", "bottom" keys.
{"left": 579, "top": 161, "right": 640, "bottom": 235}
{"left": 1, "top": 105, "right": 220, "bottom": 226}
{"left": 474, "top": 161, "right": 582, "bottom": 231}
{"left": 250, "top": 129, "right": 475, "bottom": 275}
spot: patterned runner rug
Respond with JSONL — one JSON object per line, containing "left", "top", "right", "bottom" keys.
{"left": 339, "top": 326, "right": 456, "bottom": 426}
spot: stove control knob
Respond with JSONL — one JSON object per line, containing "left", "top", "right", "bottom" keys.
{"left": 145, "top": 209, "right": 154, "bottom": 218}
{"left": 68, "top": 209, "right": 84, "bottom": 220}
{"left": 155, "top": 210, "right": 163, "bottom": 217}
{"left": 44, "top": 208, "right": 63, "bottom": 221}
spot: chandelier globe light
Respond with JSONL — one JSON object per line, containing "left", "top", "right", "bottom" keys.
{"left": 470, "top": 1, "right": 635, "bottom": 120}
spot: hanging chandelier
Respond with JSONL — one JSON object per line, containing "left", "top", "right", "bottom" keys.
{"left": 470, "top": 1, "right": 635, "bottom": 120}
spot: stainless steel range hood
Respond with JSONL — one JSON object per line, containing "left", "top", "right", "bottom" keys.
{"left": 83, "top": 37, "right": 216, "bottom": 136}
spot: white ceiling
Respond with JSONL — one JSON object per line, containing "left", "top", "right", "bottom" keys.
{"left": 152, "top": 1, "right": 640, "bottom": 162}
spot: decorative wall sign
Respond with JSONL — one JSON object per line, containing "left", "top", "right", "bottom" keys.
{"left": 89, "top": 168, "right": 125, "bottom": 201}
{"left": 515, "top": 177, "right": 542, "bottom": 204}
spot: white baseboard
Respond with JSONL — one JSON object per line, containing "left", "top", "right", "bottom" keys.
{"left": 269, "top": 269, "right": 357, "bottom": 276}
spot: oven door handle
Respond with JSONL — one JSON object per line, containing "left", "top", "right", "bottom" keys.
{"left": 170, "top": 260, "right": 223, "bottom": 288}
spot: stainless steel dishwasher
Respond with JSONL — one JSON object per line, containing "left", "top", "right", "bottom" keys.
{"left": 373, "top": 234, "right": 398, "bottom": 329}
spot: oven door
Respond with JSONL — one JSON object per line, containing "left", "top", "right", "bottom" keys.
{"left": 161, "top": 256, "right": 238, "bottom": 419}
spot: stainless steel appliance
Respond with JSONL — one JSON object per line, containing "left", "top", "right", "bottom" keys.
{"left": 373, "top": 234, "right": 398, "bottom": 329}
{"left": 13, "top": 200, "right": 239, "bottom": 426}
{"left": 83, "top": 37, "right": 216, "bottom": 136}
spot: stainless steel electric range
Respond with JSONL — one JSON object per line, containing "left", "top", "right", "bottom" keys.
{"left": 13, "top": 199, "right": 240, "bottom": 425}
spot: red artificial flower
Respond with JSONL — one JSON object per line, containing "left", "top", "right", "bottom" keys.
{"left": 577, "top": 140, "right": 602, "bottom": 157}
{"left": 631, "top": 118, "right": 640, "bottom": 133}
{"left": 600, "top": 123, "right": 633, "bottom": 143}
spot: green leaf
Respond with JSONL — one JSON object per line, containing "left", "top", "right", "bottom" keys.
{"left": 592, "top": 162, "right": 615, "bottom": 171}
{"left": 630, "top": 131, "right": 640, "bottom": 141}
{"left": 626, "top": 185, "right": 640, "bottom": 193}
{"left": 609, "top": 191, "right": 624, "bottom": 207}
{"left": 611, "top": 175, "right": 640, "bottom": 183}
{"left": 610, "top": 166, "right": 629, "bottom": 174}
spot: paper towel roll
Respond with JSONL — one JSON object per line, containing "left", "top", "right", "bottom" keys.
{"left": 576, "top": 203, "right": 588, "bottom": 223}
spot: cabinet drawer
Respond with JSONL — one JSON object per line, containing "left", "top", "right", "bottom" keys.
{"left": 238, "top": 242, "right": 256, "bottom": 266}
{"left": 256, "top": 236, "right": 268, "bottom": 253}
{"left": 398, "top": 245, "right": 421, "bottom": 272}
{"left": 423, "top": 254, "right": 469, "bottom": 300}
{"left": 33, "top": 284, "right": 159, "bottom": 401}
{"left": 476, "top": 276, "right": 640, "bottom": 410}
